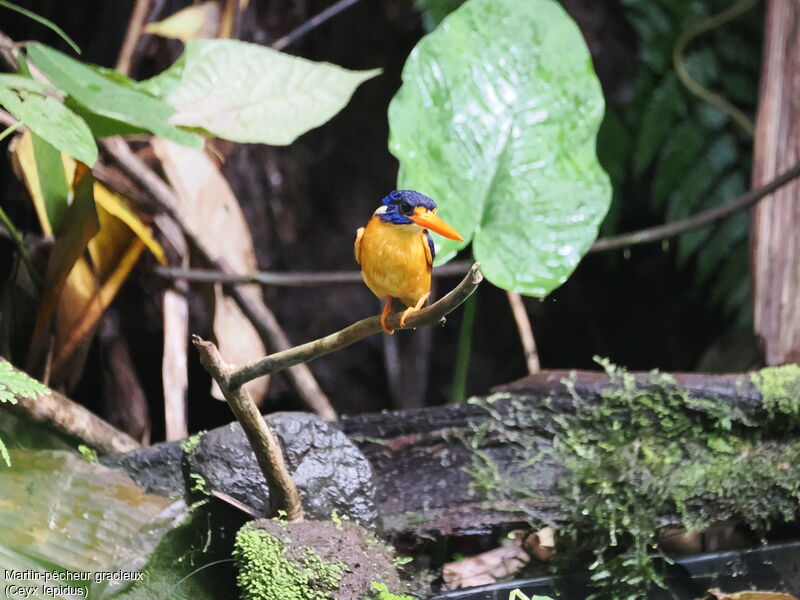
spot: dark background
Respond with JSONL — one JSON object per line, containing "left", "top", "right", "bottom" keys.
{"left": 0, "top": 0, "right": 764, "bottom": 442}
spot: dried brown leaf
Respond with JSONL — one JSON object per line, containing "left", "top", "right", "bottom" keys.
{"left": 152, "top": 139, "right": 268, "bottom": 404}
{"left": 443, "top": 531, "right": 529, "bottom": 590}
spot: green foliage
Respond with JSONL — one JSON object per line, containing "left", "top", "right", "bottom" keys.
{"left": 141, "top": 39, "right": 380, "bottom": 145}
{"left": 77, "top": 444, "right": 97, "bottom": 462}
{"left": 0, "top": 73, "right": 97, "bottom": 165}
{"left": 26, "top": 44, "right": 202, "bottom": 150}
{"left": 507, "top": 591, "right": 552, "bottom": 600}
{"left": 0, "top": 361, "right": 48, "bottom": 404}
{"left": 189, "top": 473, "right": 208, "bottom": 494}
{"left": 233, "top": 522, "right": 346, "bottom": 600}
{"left": 613, "top": 0, "right": 761, "bottom": 326}
{"left": 389, "top": 0, "right": 611, "bottom": 296}
{"left": 369, "top": 582, "right": 413, "bottom": 600}
{"left": 751, "top": 364, "right": 800, "bottom": 423}
{"left": 179, "top": 432, "right": 205, "bottom": 455}
{"left": 109, "top": 508, "right": 227, "bottom": 600}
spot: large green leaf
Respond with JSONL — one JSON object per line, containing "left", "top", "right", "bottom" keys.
{"left": 141, "top": 39, "right": 380, "bottom": 145}
{"left": 0, "top": 450, "right": 181, "bottom": 599}
{"left": 26, "top": 44, "right": 202, "bottom": 148}
{"left": 389, "top": 0, "right": 611, "bottom": 296}
{"left": 0, "top": 75, "right": 97, "bottom": 165}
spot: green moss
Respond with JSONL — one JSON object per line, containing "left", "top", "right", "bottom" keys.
{"left": 369, "top": 582, "right": 414, "bottom": 600}
{"left": 751, "top": 364, "right": 800, "bottom": 422}
{"left": 77, "top": 444, "right": 98, "bottom": 462}
{"left": 189, "top": 473, "right": 208, "bottom": 494}
{"left": 233, "top": 522, "right": 346, "bottom": 600}
{"left": 179, "top": 431, "right": 205, "bottom": 455}
{"left": 463, "top": 358, "right": 800, "bottom": 600}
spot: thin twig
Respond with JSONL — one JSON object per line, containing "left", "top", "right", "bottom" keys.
{"left": 100, "top": 137, "right": 336, "bottom": 421}
{"left": 506, "top": 291, "right": 539, "bottom": 374}
{"left": 115, "top": 0, "right": 151, "bottom": 76}
{"left": 590, "top": 160, "right": 800, "bottom": 253}
{"left": 152, "top": 260, "right": 471, "bottom": 287}
{"left": 228, "top": 263, "right": 483, "bottom": 389}
{"left": 192, "top": 336, "right": 303, "bottom": 522}
{"left": 271, "top": 0, "right": 362, "bottom": 51}
{"left": 673, "top": 0, "right": 758, "bottom": 135}
{"left": 152, "top": 160, "right": 800, "bottom": 286}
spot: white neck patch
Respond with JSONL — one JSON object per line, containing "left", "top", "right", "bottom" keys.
{"left": 373, "top": 205, "right": 388, "bottom": 215}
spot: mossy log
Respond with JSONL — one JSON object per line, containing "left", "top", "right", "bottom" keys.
{"left": 103, "top": 367, "right": 799, "bottom": 538}
{"left": 340, "top": 367, "right": 800, "bottom": 537}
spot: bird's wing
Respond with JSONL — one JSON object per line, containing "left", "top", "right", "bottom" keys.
{"left": 423, "top": 230, "right": 435, "bottom": 268}
{"left": 354, "top": 227, "right": 365, "bottom": 265}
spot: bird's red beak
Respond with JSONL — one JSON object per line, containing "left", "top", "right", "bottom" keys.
{"left": 410, "top": 208, "right": 464, "bottom": 241}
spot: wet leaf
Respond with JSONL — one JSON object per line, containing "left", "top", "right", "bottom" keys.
{"left": 389, "top": 0, "right": 611, "bottom": 296}
{"left": 0, "top": 450, "right": 182, "bottom": 599}
{"left": 145, "top": 2, "right": 221, "bottom": 42}
{"left": 142, "top": 39, "right": 380, "bottom": 145}
{"left": 0, "top": 76, "right": 97, "bottom": 165}
{"left": 26, "top": 44, "right": 202, "bottom": 148}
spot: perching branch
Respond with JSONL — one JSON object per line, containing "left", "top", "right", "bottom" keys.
{"left": 192, "top": 336, "right": 304, "bottom": 522}
{"left": 101, "top": 137, "right": 337, "bottom": 421}
{"left": 228, "top": 263, "right": 483, "bottom": 389}
{"left": 590, "top": 160, "right": 800, "bottom": 253}
{"left": 190, "top": 264, "right": 481, "bottom": 520}
{"left": 115, "top": 0, "right": 151, "bottom": 76}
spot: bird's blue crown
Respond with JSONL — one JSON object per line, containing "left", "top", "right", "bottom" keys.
{"left": 377, "top": 190, "right": 437, "bottom": 225}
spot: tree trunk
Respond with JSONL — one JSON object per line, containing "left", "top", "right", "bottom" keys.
{"left": 751, "top": 0, "right": 800, "bottom": 365}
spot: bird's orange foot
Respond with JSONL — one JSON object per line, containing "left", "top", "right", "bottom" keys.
{"left": 400, "top": 292, "right": 430, "bottom": 328}
{"left": 381, "top": 297, "right": 394, "bottom": 335}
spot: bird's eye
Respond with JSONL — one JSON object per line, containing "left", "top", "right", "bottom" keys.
{"left": 400, "top": 201, "right": 413, "bottom": 215}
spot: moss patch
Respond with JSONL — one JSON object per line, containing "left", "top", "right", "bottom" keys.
{"left": 751, "top": 364, "right": 800, "bottom": 422}
{"left": 464, "top": 358, "right": 800, "bottom": 599}
{"left": 179, "top": 431, "right": 205, "bottom": 455}
{"left": 234, "top": 519, "right": 401, "bottom": 600}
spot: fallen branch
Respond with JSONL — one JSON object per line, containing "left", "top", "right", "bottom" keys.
{"left": 101, "top": 137, "right": 336, "bottom": 421}
{"left": 1, "top": 358, "right": 139, "bottom": 454}
{"left": 228, "top": 262, "right": 483, "bottom": 389}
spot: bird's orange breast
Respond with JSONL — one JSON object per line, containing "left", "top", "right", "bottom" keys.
{"left": 357, "top": 216, "right": 432, "bottom": 308}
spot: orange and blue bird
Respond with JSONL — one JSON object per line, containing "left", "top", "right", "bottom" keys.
{"left": 355, "top": 190, "right": 464, "bottom": 334}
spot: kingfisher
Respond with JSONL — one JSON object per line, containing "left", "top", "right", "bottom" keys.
{"left": 355, "top": 190, "right": 464, "bottom": 334}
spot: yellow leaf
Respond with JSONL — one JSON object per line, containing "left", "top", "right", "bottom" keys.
{"left": 93, "top": 183, "right": 166, "bottom": 265}
{"left": 145, "top": 2, "right": 221, "bottom": 42}
{"left": 53, "top": 238, "right": 146, "bottom": 377}
{"left": 11, "top": 130, "right": 71, "bottom": 237}
{"left": 153, "top": 138, "right": 268, "bottom": 404}
{"left": 26, "top": 163, "right": 99, "bottom": 373}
